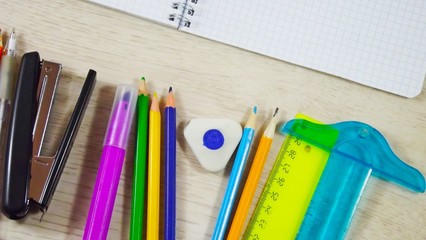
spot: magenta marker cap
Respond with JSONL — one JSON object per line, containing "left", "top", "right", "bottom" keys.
{"left": 104, "top": 84, "right": 138, "bottom": 149}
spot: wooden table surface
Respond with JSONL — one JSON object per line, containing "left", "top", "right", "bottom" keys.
{"left": 0, "top": 0, "right": 425, "bottom": 239}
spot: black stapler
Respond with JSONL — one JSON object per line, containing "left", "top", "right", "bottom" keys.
{"left": 1, "top": 52, "right": 96, "bottom": 219}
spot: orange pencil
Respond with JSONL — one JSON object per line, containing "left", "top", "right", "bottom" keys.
{"left": 227, "top": 108, "right": 279, "bottom": 239}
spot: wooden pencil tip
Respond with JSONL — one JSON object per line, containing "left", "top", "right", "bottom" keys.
{"left": 138, "top": 77, "right": 148, "bottom": 95}
{"left": 151, "top": 92, "right": 160, "bottom": 111}
{"left": 273, "top": 107, "right": 279, "bottom": 117}
{"left": 245, "top": 106, "right": 257, "bottom": 128}
{"left": 166, "top": 88, "right": 175, "bottom": 107}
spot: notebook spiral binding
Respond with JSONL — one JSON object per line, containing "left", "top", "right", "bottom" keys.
{"left": 168, "top": 0, "right": 199, "bottom": 29}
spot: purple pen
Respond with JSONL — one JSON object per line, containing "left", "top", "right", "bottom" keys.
{"left": 83, "top": 85, "right": 138, "bottom": 240}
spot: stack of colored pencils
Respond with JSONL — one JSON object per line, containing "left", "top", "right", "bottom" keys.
{"left": 130, "top": 78, "right": 177, "bottom": 240}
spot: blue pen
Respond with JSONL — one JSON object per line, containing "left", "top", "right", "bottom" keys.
{"left": 212, "top": 106, "right": 257, "bottom": 240}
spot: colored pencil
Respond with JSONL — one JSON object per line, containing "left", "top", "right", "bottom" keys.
{"left": 165, "top": 87, "right": 177, "bottom": 240}
{"left": 227, "top": 108, "right": 279, "bottom": 239}
{"left": 212, "top": 106, "right": 257, "bottom": 240}
{"left": 147, "top": 92, "right": 161, "bottom": 240}
{"left": 129, "top": 77, "right": 149, "bottom": 240}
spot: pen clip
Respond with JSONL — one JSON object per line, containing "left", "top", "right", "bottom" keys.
{"left": 29, "top": 69, "right": 97, "bottom": 212}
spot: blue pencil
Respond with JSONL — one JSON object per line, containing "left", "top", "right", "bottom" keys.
{"left": 212, "top": 106, "right": 257, "bottom": 240}
{"left": 165, "top": 87, "right": 177, "bottom": 240}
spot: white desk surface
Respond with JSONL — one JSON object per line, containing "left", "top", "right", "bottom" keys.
{"left": 0, "top": 1, "right": 425, "bottom": 239}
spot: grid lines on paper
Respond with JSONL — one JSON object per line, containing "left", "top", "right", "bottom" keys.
{"left": 182, "top": 0, "right": 426, "bottom": 97}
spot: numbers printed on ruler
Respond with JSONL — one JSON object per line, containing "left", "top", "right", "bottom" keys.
{"left": 244, "top": 135, "right": 329, "bottom": 239}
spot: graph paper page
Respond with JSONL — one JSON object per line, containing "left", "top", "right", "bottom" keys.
{"left": 183, "top": 0, "right": 426, "bottom": 97}
{"left": 90, "top": 0, "right": 178, "bottom": 28}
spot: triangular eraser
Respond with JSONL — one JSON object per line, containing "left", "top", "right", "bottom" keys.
{"left": 184, "top": 119, "right": 242, "bottom": 172}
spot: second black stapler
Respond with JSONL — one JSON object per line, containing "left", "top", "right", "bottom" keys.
{"left": 1, "top": 51, "right": 96, "bottom": 219}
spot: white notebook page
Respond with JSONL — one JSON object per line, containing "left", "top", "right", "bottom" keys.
{"left": 90, "top": 0, "right": 176, "bottom": 27}
{"left": 90, "top": 0, "right": 426, "bottom": 97}
{"left": 182, "top": 0, "right": 426, "bottom": 97}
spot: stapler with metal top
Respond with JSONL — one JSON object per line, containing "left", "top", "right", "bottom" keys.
{"left": 1, "top": 51, "right": 96, "bottom": 219}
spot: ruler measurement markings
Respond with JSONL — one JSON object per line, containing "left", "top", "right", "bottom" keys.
{"left": 244, "top": 134, "right": 330, "bottom": 239}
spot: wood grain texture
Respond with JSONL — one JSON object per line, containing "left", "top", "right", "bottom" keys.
{"left": 0, "top": 0, "right": 425, "bottom": 239}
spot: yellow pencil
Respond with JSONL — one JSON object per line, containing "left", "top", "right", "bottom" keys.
{"left": 147, "top": 92, "right": 161, "bottom": 240}
{"left": 227, "top": 108, "right": 279, "bottom": 239}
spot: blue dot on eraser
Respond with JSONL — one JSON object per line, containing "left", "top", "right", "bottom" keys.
{"left": 203, "top": 129, "right": 224, "bottom": 150}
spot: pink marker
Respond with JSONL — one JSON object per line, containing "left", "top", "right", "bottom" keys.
{"left": 83, "top": 85, "right": 137, "bottom": 240}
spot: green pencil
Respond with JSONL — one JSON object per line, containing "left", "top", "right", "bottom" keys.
{"left": 130, "top": 77, "right": 149, "bottom": 240}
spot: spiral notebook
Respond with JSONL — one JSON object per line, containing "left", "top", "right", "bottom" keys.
{"left": 90, "top": 0, "right": 426, "bottom": 98}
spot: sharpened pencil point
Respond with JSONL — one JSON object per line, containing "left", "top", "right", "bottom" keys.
{"left": 273, "top": 107, "right": 279, "bottom": 117}
{"left": 151, "top": 92, "right": 160, "bottom": 111}
{"left": 253, "top": 106, "right": 257, "bottom": 114}
{"left": 166, "top": 87, "right": 175, "bottom": 108}
{"left": 138, "top": 77, "right": 148, "bottom": 95}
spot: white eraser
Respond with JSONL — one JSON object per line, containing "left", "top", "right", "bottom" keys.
{"left": 184, "top": 119, "right": 242, "bottom": 172}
